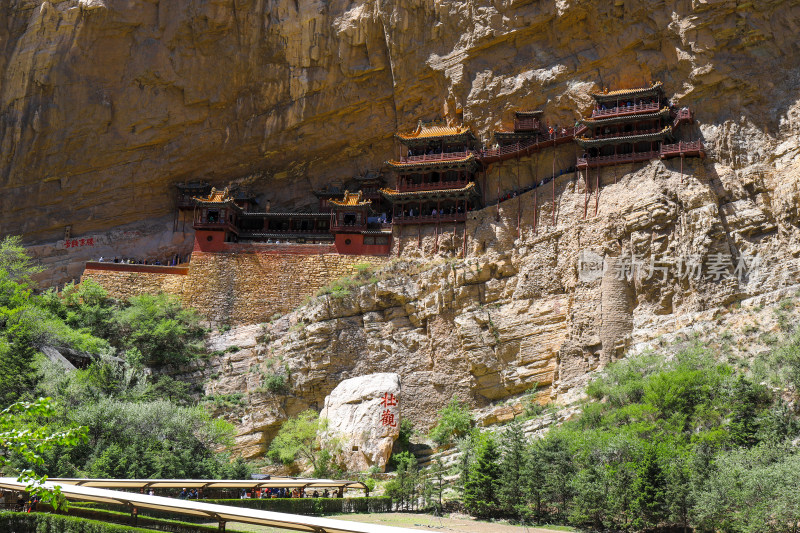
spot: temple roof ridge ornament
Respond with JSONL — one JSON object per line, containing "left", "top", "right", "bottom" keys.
{"left": 329, "top": 190, "right": 371, "bottom": 207}
{"left": 194, "top": 186, "right": 236, "bottom": 205}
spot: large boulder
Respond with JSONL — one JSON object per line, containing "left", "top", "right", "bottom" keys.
{"left": 319, "top": 373, "right": 401, "bottom": 473}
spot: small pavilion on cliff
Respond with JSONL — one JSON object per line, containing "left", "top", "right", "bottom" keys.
{"left": 192, "top": 187, "right": 243, "bottom": 251}
{"left": 381, "top": 122, "right": 482, "bottom": 224}
{"left": 328, "top": 191, "right": 392, "bottom": 254}
{"left": 575, "top": 82, "right": 705, "bottom": 169}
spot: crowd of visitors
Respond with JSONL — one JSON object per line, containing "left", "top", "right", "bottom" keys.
{"left": 96, "top": 254, "right": 187, "bottom": 266}
{"left": 171, "top": 487, "right": 339, "bottom": 500}
{"left": 0, "top": 490, "right": 38, "bottom": 512}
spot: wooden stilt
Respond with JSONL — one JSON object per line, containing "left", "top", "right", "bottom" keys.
{"left": 533, "top": 192, "right": 538, "bottom": 234}
{"left": 462, "top": 225, "right": 467, "bottom": 258}
{"left": 584, "top": 168, "right": 589, "bottom": 220}
{"left": 552, "top": 141, "right": 556, "bottom": 226}
{"left": 595, "top": 165, "right": 600, "bottom": 216}
{"left": 418, "top": 225, "right": 422, "bottom": 251}
{"left": 496, "top": 162, "right": 502, "bottom": 221}
{"left": 680, "top": 154, "right": 684, "bottom": 183}
{"left": 516, "top": 155, "right": 521, "bottom": 239}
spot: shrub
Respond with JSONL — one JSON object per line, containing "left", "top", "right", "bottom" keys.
{"left": 429, "top": 395, "right": 475, "bottom": 446}
{"left": 112, "top": 293, "right": 204, "bottom": 366}
{"left": 260, "top": 372, "right": 287, "bottom": 393}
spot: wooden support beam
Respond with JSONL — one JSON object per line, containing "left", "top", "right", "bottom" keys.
{"left": 552, "top": 140, "right": 556, "bottom": 226}
{"left": 584, "top": 168, "right": 589, "bottom": 220}
{"left": 595, "top": 165, "right": 600, "bottom": 216}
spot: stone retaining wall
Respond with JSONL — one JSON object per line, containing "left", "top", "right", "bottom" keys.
{"left": 82, "top": 252, "right": 387, "bottom": 325}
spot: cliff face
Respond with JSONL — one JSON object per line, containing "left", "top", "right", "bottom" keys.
{"left": 201, "top": 149, "right": 799, "bottom": 458}
{"left": 5, "top": 0, "right": 800, "bottom": 458}
{"left": 2, "top": 0, "right": 798, "bottom": 245}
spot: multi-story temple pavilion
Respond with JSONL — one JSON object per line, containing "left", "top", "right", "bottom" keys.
{"left": 576, "top": 82, "right": 704, "bottom": 169}
{"left": 381, "top": 122, "right": 482, "bottom": 224}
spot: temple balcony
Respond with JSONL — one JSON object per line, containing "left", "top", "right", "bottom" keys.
{"left": 398, "top": 151, "right": 472, "bottom": 163}
{"left": 660, "top": 140, "right": 705, "bottom": 159}
{"left": 672, "top": 107, "right": 694, "bottom": 128}
{"left": 399, "top": 179, "right": 470, "bottom": 192}
{"left": 392, "top": 212, "right": 467, "bottom": 225}
{"left": 193, "top": 221, "right": 239, "bottom": 234}
{"left": 482, "top": 126, "right": 579, "bottom": 163}
{"left": 584, "top": 127, "right": 663, "bottom": 141}
{"left": 577, "top": 150, "right": 661, "bottom": 169}
{"left": 260, "top": 228, "right": 330, "bottom": 235}
{"left": 513, "top": 117, "right": 541, "bottom": 132}
{"left": 331, "top": 222, "right": 367, "bottom": 232}
{"left": 590, "top": 102, "right": 661, "bottom": 118}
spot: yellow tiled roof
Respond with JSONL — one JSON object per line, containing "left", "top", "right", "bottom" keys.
{"left": 329, "top": 191, "right": 371, "bottom": 207}
{"left": 194, "top": 187, "right": 232, "bottom": 203}
{"left": 592, "top": 82, "right": 663, "bottom": 98}
{"left": 396, "top": 123, "right": 471, "bottom": 140}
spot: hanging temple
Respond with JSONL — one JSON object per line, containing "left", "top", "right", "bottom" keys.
{"left": 179, "top": 82, "right": 704, "bottom": 256}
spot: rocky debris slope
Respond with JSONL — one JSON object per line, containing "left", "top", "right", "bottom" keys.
{"left": 3, "top": 0, "right": 799, "bottom": 259}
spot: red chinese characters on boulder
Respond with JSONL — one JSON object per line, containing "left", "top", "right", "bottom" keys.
{"left": 64, "top": 238, "right": 95, "bottom": 249}
{"left": 379, "top": 392, "right": 399, "bottom": 428}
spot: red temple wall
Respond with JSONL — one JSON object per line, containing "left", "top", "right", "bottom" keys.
{"left": 333, "top": 234, "right": 391, "bottom": 256}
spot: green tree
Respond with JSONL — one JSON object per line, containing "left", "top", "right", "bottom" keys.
{"left": 0, "top": 236, "right": 42, "bottom": 283}
{"left": 497, "top": 421, "right": 528, "bottom": 517}
{"left": 464, "top": 433, "right": 501, "bottom": 518}
{"left": 522, "top": 438, "right": 548, "bottom": 522}
{"left": 268, "top": 410, "right": 326, "bottom": 472}
{"left": 384, "top": 451, "right": 419, "bottom": 510}
{"left": 112, "top": 293, "right": 204, "bottom": 366}
{"left": 429, "top": 395, "right": 475, "bottom": 446}
{"left": 540, "top": 433, "right": 575, "bottom": 520}
{"left": 0, "top": 397, "right": 87, "bottom": 509}
{"left": 631, "top": 445, "right": 668, "bottom": 530}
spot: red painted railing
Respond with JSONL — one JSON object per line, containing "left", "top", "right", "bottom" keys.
{"left": 258, "top": 228, "right": 330, "bottom": 234}
{"left": 331, "top": 224, "right": 367, "bottom": 232}
{"left": 399, "top": 151, "right": 471, "bottom": 163}
{"left": 577, "top": 150, "right": 660, "bottom": 168}
{"left": 672, "top": 108, "right": 693, "bottom": 127}
{"left": 399, "top": 180, "right": 469, "bottom": 192}
{"left": 480, "top": 127, "right": 577, "bottom": 161}
{"left": 660, "top": 141, "right": 705, "bottom": 158}
{"left": 591, "top": 102, "right": 660, "bottom": 118}
{"left": 584, "top": 127, "right": 662, "bottom": 141}
{"left": 514, "top": 118, "right": 541, "bottom": 131}
{"left": 193, "top": 221, "right": 239, "bottom": 234}
{"left": 393, "top": 213, "right": 467, "bottom": 224}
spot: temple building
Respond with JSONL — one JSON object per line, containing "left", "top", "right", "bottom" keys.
{"left": 329, "top": 191, "right": 392, "bottom": 255}
{"left": 381, "top": 122, "right": 482, "bottom": 224}
{"left": 575, "top": 82, "right": 704, "bottom": 169}
{"left": 192, "top": 187, "right": 243, "bottom": 251}
{"left": 190, "top": 188, "right": 390, "bottom": 255}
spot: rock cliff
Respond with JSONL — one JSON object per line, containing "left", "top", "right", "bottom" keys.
{"left": 200, "top": 148, "right": 799, "bottom": 458}
{"left": 3, "top": 0, "right": 799, "bottom": 254}
{"left": 4, "top": 0, "right": 800, "bottom": 460}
